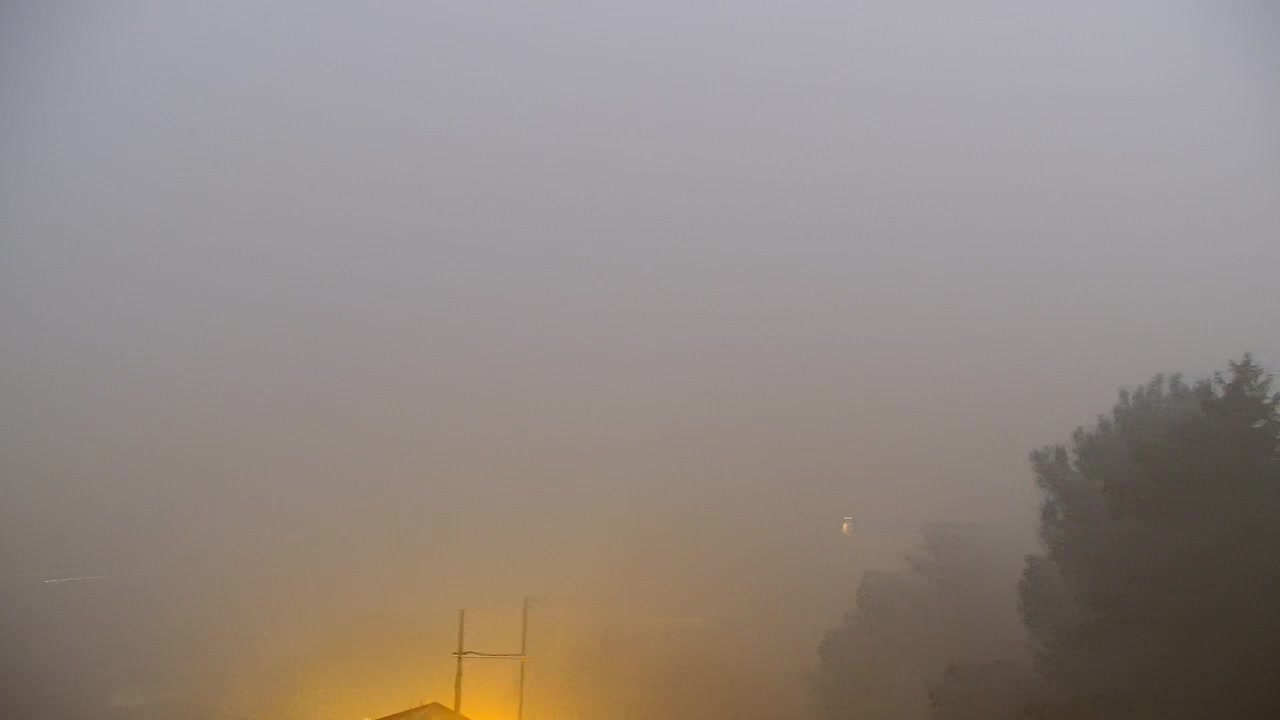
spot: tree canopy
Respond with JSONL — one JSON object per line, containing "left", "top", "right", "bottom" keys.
{"left": 817, "top": 523, "right": 1026, "bottom": 720}
{"left": 1015, "top": 355, "right": 1280, "bottom": 718}
{"left": 819, "top": 355, "right": 1280, "bottom": 720}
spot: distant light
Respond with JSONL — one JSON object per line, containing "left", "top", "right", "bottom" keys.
{"left": 841, "top": 517, "right": 854, "bottom": 536}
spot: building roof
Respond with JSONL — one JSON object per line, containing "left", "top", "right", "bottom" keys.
{"left": 374, "top": 701, "right": 470, "bottom": 720}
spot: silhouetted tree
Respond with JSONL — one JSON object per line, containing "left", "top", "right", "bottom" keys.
{"left": 1014, "top": 355, "right": 1280, "bottom": 719}
{"left": 817, "top": 524, "right": 1026, "bottom": 720}
{"left": 929, "top": 659, "right": 1033, "bottom": 720}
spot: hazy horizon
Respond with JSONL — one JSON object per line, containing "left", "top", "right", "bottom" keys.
{"left": 3, "top": 2, "right": 1278, "bottom": 718}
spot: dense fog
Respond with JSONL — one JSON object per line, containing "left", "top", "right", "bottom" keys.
{"left": 2, "top": 2, "right": 1278, "bottom": 719}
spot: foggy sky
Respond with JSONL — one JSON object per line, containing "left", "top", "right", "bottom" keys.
{"left": 3, "top": 1, "right": 1279, "bottom": 717}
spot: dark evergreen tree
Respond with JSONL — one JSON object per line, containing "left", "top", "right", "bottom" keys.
{"left": 1016, "top": 355, "right": 1280, "bottom": 719}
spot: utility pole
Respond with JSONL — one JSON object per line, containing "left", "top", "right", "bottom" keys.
{"left": 450, "top": 598, "right": 533, "bottom": 718}
{"left": 454, "top": 609, "right": 466, "bottom": 714}
{"left": 517, "top": 596, "right": 530, "bottom": 720}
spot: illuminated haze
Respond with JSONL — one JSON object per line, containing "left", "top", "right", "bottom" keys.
{"left": 2, "top": 2, "right": 1278, "bottom": 718}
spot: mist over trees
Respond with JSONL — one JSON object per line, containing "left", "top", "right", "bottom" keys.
{"left": 816, "top": 523, "right": 1028, "bottom": 720}
{"left": 818, "top": 355, "right": 1280, "bottom": 720}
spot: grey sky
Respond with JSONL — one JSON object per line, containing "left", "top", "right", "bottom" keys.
{"left": 2, "top": 1, "right": 1278, "bottom": 716}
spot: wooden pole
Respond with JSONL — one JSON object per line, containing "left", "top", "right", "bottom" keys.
{"left": 454, "top": 609, "right": 466, "bottom": 714}
{"left": 517, "top": 596, "right": 530, "bottom": 720}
